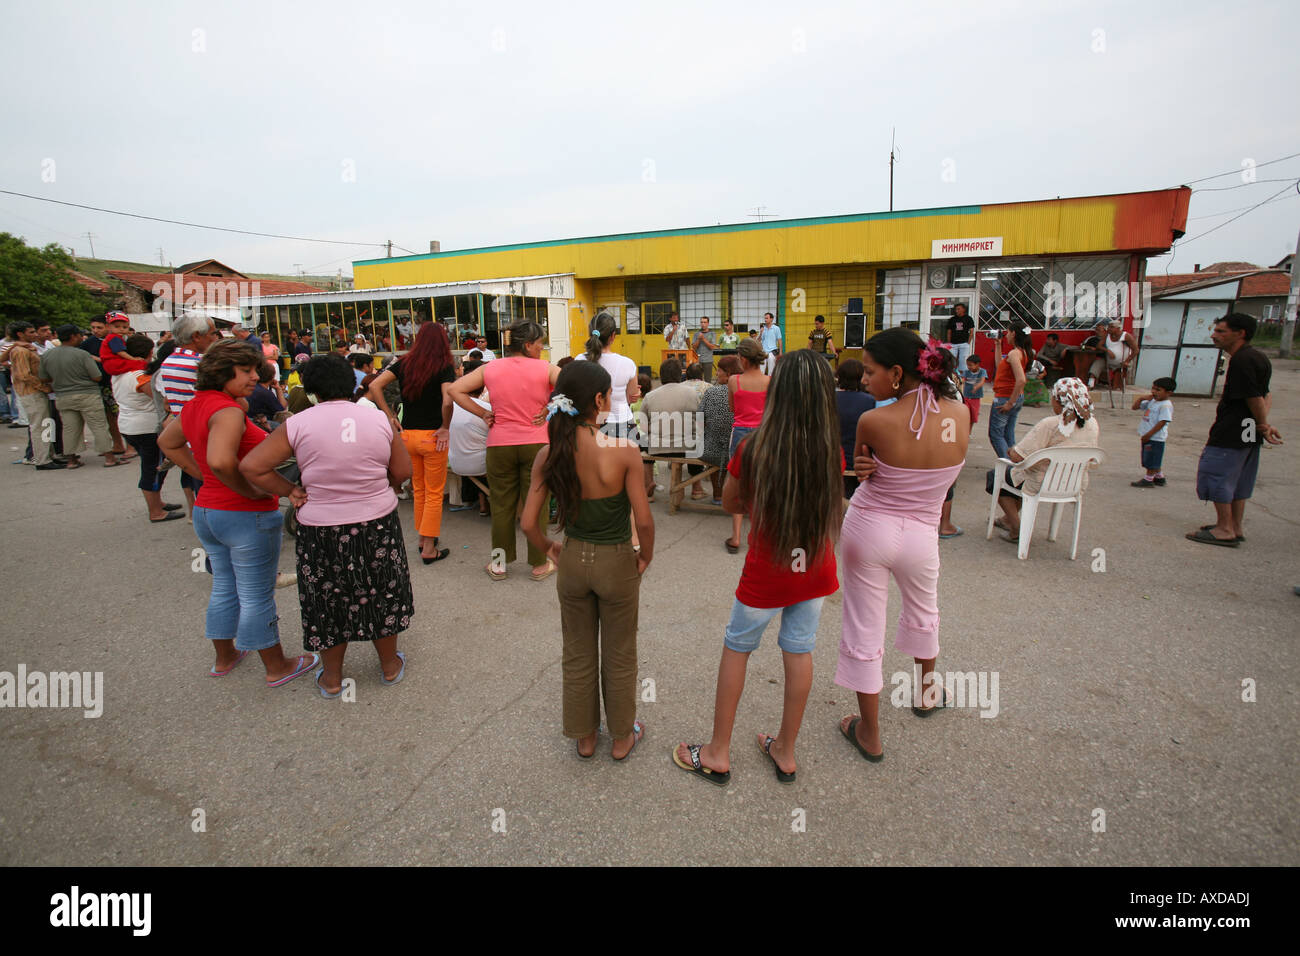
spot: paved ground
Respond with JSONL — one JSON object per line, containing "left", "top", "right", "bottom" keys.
{"left": 2, "top": 362, "right": 1297, "bottom": 866}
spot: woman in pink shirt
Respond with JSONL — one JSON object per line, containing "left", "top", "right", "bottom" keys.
{"left": 448, "top": 320, "right": 560, "bottom": 582}
{"left": 241, "top": 353, "right": 415, "bottom": 698}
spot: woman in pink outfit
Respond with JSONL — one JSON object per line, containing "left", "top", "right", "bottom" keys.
{"left": 836, "top": 328, "right": 970, "bottom": 762}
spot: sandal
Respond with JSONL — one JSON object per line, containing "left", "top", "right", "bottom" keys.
{"left": 103, "top": 458, "right": 128, "bottom": 467}
{"left": 421, "top": 548, "right": 451, "bottom": 565}
{"left": 485, "top": 562, "right": 507, "bottom": 582}
{"left": 530, "top": 558, "right": 557, "bottom": 582}
{"left": 612, "top": 720, "right": 645, "bottom": 761}
{"left": 1200, "top": 524, "right": 1244, "bottom": 542}
{"left": 672, "top": 743, "right": 730, "bottom": 786}
{"left": 840, "top": 716, "right": 884, "bottom": 762}
{"left": 758, "top": 733, "right": 796, "bottom": 783}
{"left": 724, "top": 538, "right": 740, "bottom": 554}
{"left": 1185, "top": 528, "right": 1239, "bottom": 548}
{"left": 266, "top": 653, "right": 319, "bottom": 687}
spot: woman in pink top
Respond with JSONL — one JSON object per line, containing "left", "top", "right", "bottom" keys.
{"left": 724, "top": 337, "right": 770, "bottom": 553}
{"left": 241, "top": 354, "right": 415, "bottom": 698}
{"left": 448, "top": 320, "right": 560, "bottom": 582}
{"left": 836, "top": 328, "right": 970, "bottom": 762}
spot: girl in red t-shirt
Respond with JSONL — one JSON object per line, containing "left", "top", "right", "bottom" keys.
{"left": 673, "top": 350, "right": 843, "bottom": 786}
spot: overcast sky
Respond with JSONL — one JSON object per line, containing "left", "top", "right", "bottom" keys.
{"left": 2, "top": 0, "right": 1297, "bottom": 278}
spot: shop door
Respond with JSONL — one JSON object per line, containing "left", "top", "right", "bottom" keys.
{"left": 547, "top": 298, "right": 569, "bottom": 360}
{"left": 637, "top": 300, "right": 676, "bottom": 373}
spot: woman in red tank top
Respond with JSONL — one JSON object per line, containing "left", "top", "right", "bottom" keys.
{"left": 724, "top": 337, "right": 770, "bottom": 552}
{"left": 158, "top": 340, "right": 318, "bottom": 688}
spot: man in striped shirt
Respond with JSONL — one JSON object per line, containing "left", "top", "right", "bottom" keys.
{"left": 158, "top": 316, "right": 219, "bottom": 514}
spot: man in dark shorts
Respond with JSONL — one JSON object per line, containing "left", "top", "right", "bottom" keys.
{"left": 1186, "top": 313, "right": 1283, "bottom": 547}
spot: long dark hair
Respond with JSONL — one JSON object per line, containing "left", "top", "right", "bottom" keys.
{"left": 864, "top": 327, "right": 959, "bottom": 401}
{"left": 1009, "top": 326, "right": 1035, "bottom": 367}
{"left": 504, "top": 320, "right": 545, "bottom": 356}
{"left": 738, "top": 350, "right": 841, "bottom": 564}
{"left": 398, "top": 322, "right": 452, "bottom": 401}
{"left": 542, "top": 360, "right": 612, "bottom": 532}
{"left": 586, "top": 312, "right": 617, "bottom": 362}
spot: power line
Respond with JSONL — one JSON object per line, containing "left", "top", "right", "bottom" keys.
{"left": 1192, "top": 177, "right": 1299, "bottom": 193}
{"left": 1182, "top": 151, "right": 1300, "bottom": 186}
{"left": 1187, "top": 190, "right": 1300, "bottom": 220}
{"left": 0, "top": 188, "right": 386, "bottom": 248}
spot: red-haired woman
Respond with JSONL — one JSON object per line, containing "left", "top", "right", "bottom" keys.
{"left": 368, "top": 322, "right": 456, "bottom": 564}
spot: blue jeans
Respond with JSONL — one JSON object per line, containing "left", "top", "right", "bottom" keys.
{"left": 949, "top": 341, "right": 971, "bottom": 369}
{"left": 988, "top": 396, "right": 1023, "bottom": 460}
{"left": 192, "top": 507, "right": 283, "bottom": 651}
{"left": 724, "top": 597, "right": 826, "bottom": 654}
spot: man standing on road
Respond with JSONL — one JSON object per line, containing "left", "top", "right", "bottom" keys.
{"left": 758, "top": 312, "right": 781, "bottom": 374}
{"left": 6, "top": 322, "right": 65, "bottom": 470}
{"left": 39, "top": 325, "right": 121, "bottom": 467}
{"left": 691, "top": 316, "right": 717, "bottom": 382}
{"left": 945, "top": 303, "right": 974, "bottom": 369}
{"left": 1185, "top": 313, "right": 1282, "bottom": 548}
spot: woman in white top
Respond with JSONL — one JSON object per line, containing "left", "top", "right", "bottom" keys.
{"left": 584, "top": 312, "right": 640, "bottom": 441}
{"left": 448, "top": 358, "right": 492, "bottom": 515}
{"left": 112, "top": 334, "right": 181, "bottom": 522}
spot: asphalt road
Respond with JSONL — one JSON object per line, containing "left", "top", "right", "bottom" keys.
{"left": 1, "top": 363, "right": 1297, "bottom": 866}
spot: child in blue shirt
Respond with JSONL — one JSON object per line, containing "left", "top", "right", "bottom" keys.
{"left": 1131, "top": 377, "right": 1175, "bottom": 487}
{"left": 961, "top": 355, "right": 988, "bottom": 424}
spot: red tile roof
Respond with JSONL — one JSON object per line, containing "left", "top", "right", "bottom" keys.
{"left": 106, "top": 270, "right": 322, "bottom": 302}
{"left": 68, "top": 269, "right": 110, "bottom": 292}
{"left": 1240, "top": 272, "right": 1292, "bottom": 297}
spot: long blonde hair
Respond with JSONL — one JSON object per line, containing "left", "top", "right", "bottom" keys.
{"left": 739, "top": 350, "right": 841, "bottom": 562}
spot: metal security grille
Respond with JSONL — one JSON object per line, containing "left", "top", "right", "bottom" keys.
{"left": 979, "top": 257, "right": 1127, "bottom": 331}
{"left": 730, "top": 276, "right": 777, "bottom": 332}
{"left": 643, "top": 301, "right": 675, "bottom": 335}
{"left": 679, "top": 282, "right": 722, "bottom": 330}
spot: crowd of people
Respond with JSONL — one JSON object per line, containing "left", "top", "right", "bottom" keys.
{"left": 0, "top": 305, "right": 1284, "bottom": 766}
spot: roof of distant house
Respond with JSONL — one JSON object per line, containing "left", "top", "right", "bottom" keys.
{"left": 1148, "top": 268, "right": 1290, "bottom": 298}
{"left": 68, "top": 269, "right": 110, "bottom": 293}
{"left": 106, "top": 269, "right": 322, "bottom": 301}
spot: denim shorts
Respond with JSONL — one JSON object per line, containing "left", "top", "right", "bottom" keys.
{"left": 1141, "top": 439, "right": 1166, "bottom": 471}
{"left": 1196, "top": 444, "right": 1261, "bottom": 503}
{"left": 724, "top": 596, "right": 826, "bottom": 655}
{"left": 728, "top": 425, "right": 756, "bottom": 460}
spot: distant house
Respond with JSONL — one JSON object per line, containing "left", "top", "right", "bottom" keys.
{"left": 1147, "top": 264, "right": 1290, "bottom": 323}
{"left": 105, "top": 259, "right": 321, "bottom": 328}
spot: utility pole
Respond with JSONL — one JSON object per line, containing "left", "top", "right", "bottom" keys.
{"left": 386, "top": 240, "right": 392, "bottom": 258}
{"left": 84, "top": 232, "right": 97, "bottom": 258}
{"left": 293, "top": 263, "right": 303, "bottom": 277}
{"left": 1281, "top": 226, "right": 1300, "bottom": 358}
{"left": 157, "top": 247, "right": 166, "bottom": 266}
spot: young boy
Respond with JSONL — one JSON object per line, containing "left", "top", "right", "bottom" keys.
{"left": 1131, "top": 377, "right": 1176, "bottom": 487}
{"left": 961, "top": 355, "right": 988, "bottom": 424}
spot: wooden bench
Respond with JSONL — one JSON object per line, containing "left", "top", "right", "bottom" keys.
{"left": 642, "top": 454, "right": 724, "bottom": 514}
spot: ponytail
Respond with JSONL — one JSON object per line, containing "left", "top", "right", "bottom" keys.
{"left": 585, "top": 312, "right": 618, "bottom": 363}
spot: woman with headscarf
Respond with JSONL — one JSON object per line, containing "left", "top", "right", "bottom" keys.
{"left": 987, "top": 377, "right": 1100, "bottom": 541}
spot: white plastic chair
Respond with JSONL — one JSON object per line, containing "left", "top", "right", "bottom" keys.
{"left": 985, "top": 446, "right": 1106, "bottom": 559}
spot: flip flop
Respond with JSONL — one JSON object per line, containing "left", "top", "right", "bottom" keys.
{"left": 485, "top": 563, "right": 507, "bottom": 581}
{"left": 530, "top": 559, "right": 557, "bottom": 582}
{"left": 209, "top": 649, "right": 249, "bottom": 678}
{"left": 381, "top": 651, "right": 407, "bottom": 686}
{"left": 724, "top": 538, "right": 739, "bottom": 554}
{"left": 150, "top": 511, "right": 185, "bottom": 523}
{"left": 448, "top": 504, "right": 474, "bottom": 512}
{"left": 612, "top": 720, "right": 645, "bottom": 761}
{"left": 840, "top": 716, "right": 883, "bottom": 762}
{"left": 672, "top": 743, "right": 731, "bottom": 786}
{"left": 758, "top": 734, "right": 796, "bottom": 783}
{"left": 1200, "top": 525, "right": 1244, "bottom": 542}
{"left": 162, "top": 503, "right": 184, "bottom": 511}
{"left": 266, "top": 653, "right": 319, "bottom": 687}
{"left": 1185, "top": 528, "right": 1240, "bottom": 548}
{"left": 912, "top": 687, "right": 954, "bottom": 717}
{"left": 939, "top": 527, "right": 964, "bottom": 539}
{"left": 316, "top": 669, "right": 343, "bottom": 699}
{"left": 103, "top": 458, "right": 128, "bottom": 467}
{"left": 421, "top": 548, "right": 451, "bottom": 565}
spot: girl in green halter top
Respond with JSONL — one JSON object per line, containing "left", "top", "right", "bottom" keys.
{"left": 522, "top": 360, "right": 655, "bottom": 761}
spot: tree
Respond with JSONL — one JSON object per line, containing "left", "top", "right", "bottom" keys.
{"left": 0, "top": 232, "right": 100, "bottom": 328}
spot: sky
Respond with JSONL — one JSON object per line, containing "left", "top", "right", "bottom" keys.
{"left": 2, "top": 0, "right": 1298, "bottom": 278}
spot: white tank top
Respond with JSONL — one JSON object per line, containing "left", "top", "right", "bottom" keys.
{"left": 1106, "top": 335, "right": 1129, "bottom": 364}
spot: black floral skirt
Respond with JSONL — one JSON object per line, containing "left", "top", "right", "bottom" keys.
{"left": 295, "top": 507, "right": 415, "bottom": 651}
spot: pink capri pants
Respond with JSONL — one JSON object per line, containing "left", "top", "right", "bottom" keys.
{"left": 835, "top": 505, "right": 942, "bottom": 695}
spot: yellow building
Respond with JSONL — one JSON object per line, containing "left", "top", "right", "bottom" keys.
{"left": 246, "top": 187, "right": 1190, "bottom": 372}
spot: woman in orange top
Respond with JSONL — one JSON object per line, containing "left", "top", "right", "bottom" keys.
{"left": 988, "top": 326, "right": 1034, "bottom": 460}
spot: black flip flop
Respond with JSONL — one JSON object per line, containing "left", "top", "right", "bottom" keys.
{"left": 149, "top": 511, "right": 185, "bottom": 523}
{"left": 1186, "top": 528, "right": 1239, "bottom": 548}
{"left": 724, "top": 538, "right": 739, "bottom": 554}
{"left": 162, "top": 503, "right": 184, "bottom": 512}
{"left": 758, "top": 734, "right": 796, "bottom": 783}
{"left": 912, "top": 687, "right": 954, "bottom": 717}
{"left": 421, "top": 548, "right": 451, "bottom": 565}
{"left": 840, "top": 717, "right": 883, "bottom": 762}
{"left": 672, "top": 743, "right": 731, "bottom": 786}
{"left": 1200, "top": 525, "right": 1244, "bottom": 542}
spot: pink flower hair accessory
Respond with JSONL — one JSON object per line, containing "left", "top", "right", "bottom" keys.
{"left": 917, "top": 341, "right": 950, "bottom": 385}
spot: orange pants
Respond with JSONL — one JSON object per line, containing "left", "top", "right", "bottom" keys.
{"left": 401, "top": 429, "right": 448, "bottom": 538}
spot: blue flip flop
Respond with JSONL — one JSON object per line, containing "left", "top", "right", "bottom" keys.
{"left": 316, "top": 669, "right": 342, "bottom": 699}
{"left": 381, "top": 651, "right": 407, "bottom": 686}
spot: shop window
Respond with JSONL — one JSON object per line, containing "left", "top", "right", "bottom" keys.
{"left": 1044, "top": 257, "right": 1129, "bottom": 329}
{"left": 680, "top": 282, "right": 722, "bottom": 329}
{"left": 876, "top": 268, "right": 921, "bottom": 329}
{"left": 730, "top": 276, "right": 777, "bottom": 332}
{"left": 642, "top": 301, "right": 675, "bottom": 335}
